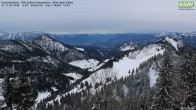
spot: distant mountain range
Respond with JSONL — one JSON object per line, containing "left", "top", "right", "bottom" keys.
{"left": 1, "top": 31, "right": 196, "bottom": 48}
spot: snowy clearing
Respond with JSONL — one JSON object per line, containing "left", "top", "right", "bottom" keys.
{"left": 148, "top": 65, "right": 158, "bottom": 87}
{"left": 69, "top": 59, "right": 99, "bottom": 69}
{"left": 62, "top": 73, "right": 82, "bottom": 83}
{"left": 36, "top": 92, "right": 51, "bottom": 103}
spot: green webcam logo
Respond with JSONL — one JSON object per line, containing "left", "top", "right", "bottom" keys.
{"left": 178, "top": 1, "right": 194, "bottom": 10}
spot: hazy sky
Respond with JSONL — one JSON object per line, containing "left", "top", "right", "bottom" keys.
{"left": 0, "top": 0, "right": 196, "bottom": 33}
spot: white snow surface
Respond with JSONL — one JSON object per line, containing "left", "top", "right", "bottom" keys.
{"left": 87, "top": 59, "right": 110, "bottom": 71}
{"left": 62, "top": 73, "right": 82, "bottom": 83}
{"left": 64, "top": 73, "right": 82, "bottom": 82}
{"left": 165, "top": 37, "right": 178, "bottom": 50}
{"left": 0, "top": 79, "right": 3, "bottom": 83}
{"left": 76, "top": 48, "right": 85, "bottom": 51}
{"left": 123, "top": 85, "right": 129, "bottom": 96}
{"left": 66, "top": 73, "right": 82, "bottom": 80}
{"left": 113, "top": 44, "right": 164, "bottom": 78}
{"left": 69, "top": 59, "right": 99, "bottom": 69}
{"left": 0, "top": 96, "right": 3, "bottom": 100}
{"left": 120, "top": 41, "right": 138, "bottom": 51}
{"left": 47, "top": 100, "right": 53, "bottom": 107}
{"left": 36, "top": 92, "right": 51, "bottom": 103}
{"left": 51, "top": 87, "right": 58, "bottom": 92}
{"left": 0, "top": 79, "right": 3, "bottom": 100}
{"left": 121, "top": 46, "right": 135, "bottom": 51}
{"left": 148, "top": 65, "right": 158, "bottom": 87}
{"left": 54, "top": 95, "right": 61, "bottom": 104}
{"left": 65, "top": 86, "right": 86, "bottom": 95}
{"left": 103, "top": 59, "right": 109, "bottom": 63}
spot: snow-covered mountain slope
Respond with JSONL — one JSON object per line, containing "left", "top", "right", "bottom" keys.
{"left": 81, "top": 38, "right": 180, "bottom": 84}
{"left": 68, "top": 42, "right": 164, "bottom": 91}
{"left": 0, "top": 32, "right": 43, "bottom": 41}
{"left": 32, "top": 37, "right": 187, "bottom": 108}
{"left": 0, "top": 40, "right": 33, "bottom": 53}
{"left": 34, "top": 34, "right": 69, "bottom": 52}
{"left": 179, "top": 31, "right": 196, "bottom": 37}
{"left": 63, "top": 38, "right": 183, "bottom": 97}
{"left": 32, "top": 34, "right": 89, "bottom": 63}
{"left": 164, "top": 37, "right": 183, "bottom": 51}
{"left": 0, "top": 40, "right": 63, "bottom": 67}
{"left": 0, "top": 40, "right": 50, "bottom": 62}
{"left": 112, "top": 43, "right": 164, "bottom": 78}
{"left": 69, "top": 59, "right": 99, "bottom": 70}
{"left": 0, "top": 34, "right": 91, "bottom": 76}
{"left": 119, "top": 41, "right": 140, "bottom": 51}
{"left": 0, "top": 35, "right": 96, "bottom": 106}
{"left": 111, "top": 37, "right": 183, "bottom": 78}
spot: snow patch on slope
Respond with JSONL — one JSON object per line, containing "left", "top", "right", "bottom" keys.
{"left": 36, "top": 92, "right": 51, "bottom": 103}
{"left": 76, "top": 48, "right": 85, "bottom": 51}
{"left": 88, "top": 59, "right": 109, "bottom": 71}
{"left": 0, "top": 96, "right": 3, "bottom": 100}
{"left": 121, "top": 46, "right": 134, "bottom": 51}
{"left": 165, "top": 37, "right": 178, "bottom": 51}
{"left": 0, "top": 79, "right": 3, "bottom": 83}
{"left": 129, "top": 44, "right": 163, "bottom": 59}
{"left": 66, "top": 73, "right": 82, "bottom": 79}
{"left": 0, "top": 41, "right": 32, "bottom": 53}
{"left": 66, "top": 73, "right": 82, "bottom": 83}
{"left": 0, "top": 79, "right": 3, "bottom": 100}
{"left": 51, "top": 87, "right": 58, "bottom": 92}
{"left": 148, "top": 65, "right": 158, "bottom": 87}
{"left": 120, "top": 41, "right": 139, "bottom": 51}
{"left": 65, "top": 86, "right": 86, "bottom": 95}
{"left": 69, "top": 59, "right": 99, "bottom": 69}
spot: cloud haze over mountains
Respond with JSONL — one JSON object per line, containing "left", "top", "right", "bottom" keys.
{"left": 0, "top": 0, "right": 196, "bottom": 33}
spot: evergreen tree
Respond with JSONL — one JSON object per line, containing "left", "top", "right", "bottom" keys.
{"left": 178, "top": 47, "right": 196, "bottom": 107}
{"left": 14, "top": 71, "right": 38, "bottom": 110}
{"left": 151, "top": 49, "right": 177, "bottom": 110}
{"left": 2, "top": 69, "right": 13, "bottom": 110}
{"left": 91, "top": 97, "right": 101, "bottom": 110}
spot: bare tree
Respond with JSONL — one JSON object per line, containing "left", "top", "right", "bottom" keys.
{"left": 91, "top": 68, "right": 117, "bottom": 110}
{"left": 91, "top": 68, "right": 117, "bottom": 87}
